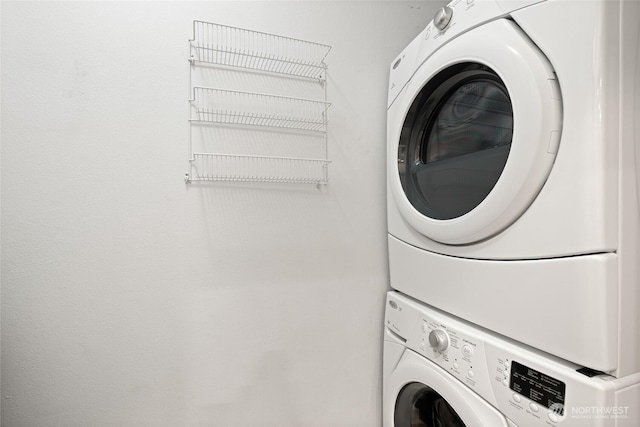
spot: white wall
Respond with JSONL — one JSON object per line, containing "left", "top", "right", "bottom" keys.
{"left": 1, "top": 2, "right": 442, "bottom": 426}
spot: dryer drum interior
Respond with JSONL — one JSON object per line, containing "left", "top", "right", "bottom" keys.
{"left": 394, "top": 382, "right": 466, "bottom": 427}
{"left": 398, "top": 62, "right": 513, "bottom": 221}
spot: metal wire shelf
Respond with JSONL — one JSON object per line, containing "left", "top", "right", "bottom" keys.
{"left": 186, "top": 21, "right": 331, "bottom": 185}
{"left": 189, "top": 21, "right": 331, "bottom": 80}
{"left": 190, "top": 87, "right": 330, "bottom": 132}
{"left": 187, "top": 153, "right": 330, "bottom": 184}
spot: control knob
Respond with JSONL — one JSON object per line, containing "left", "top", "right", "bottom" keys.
{"left": 433, "top": 6, "right": 454, "bottom": 32}
{"left": 428, "top": 329, "right": 449, "bottom": 352}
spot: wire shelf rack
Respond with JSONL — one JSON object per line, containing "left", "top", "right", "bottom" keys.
{"left": 189, "top": 21, "right": 331, "bottom": 80}
{"left": 186, "top": 21, "right": 331, "bottom": 185}
{"left": 190, "top": 87, "right": 330, "bottom": 132}
{"left": 188, "top": 153, "right": 330, "bottom": 184}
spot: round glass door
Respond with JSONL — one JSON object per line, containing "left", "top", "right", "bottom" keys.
{"left": 394, "top": 382, "right": 466, "bottom": 427}
{"left": 398, "top": 62, "right": 513, "bottom": 220}
{"left": 387, "top": 19, "right": 561, "bottom": 245}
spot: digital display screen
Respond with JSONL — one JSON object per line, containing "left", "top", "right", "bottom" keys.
{"left": 510, "top": 361, "right": 566, "bottom": 414}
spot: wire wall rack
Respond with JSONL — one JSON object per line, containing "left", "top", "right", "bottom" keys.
{"left": 189, "top": 153, "right": 330, "bottom": 184}
{"left": 186, "top": 21, "right": 332, "bottom": 185}
{"left": 189, "top": 21, "right": 331, "bottom": 80}
{"left": 190, "top": 87, "right": 330, "bottom": 132}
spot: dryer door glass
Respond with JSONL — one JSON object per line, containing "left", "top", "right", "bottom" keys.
{"left": 394, "top": 382, "right": 466, "bottom": 427}
{"left": 398, "top": 63, "right": 513, "bottom": 220}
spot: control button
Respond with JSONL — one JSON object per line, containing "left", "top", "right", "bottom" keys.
{"left": 433, "top": 6, "right": 453, "bottom": 31}
{"left": 419, "top": 340, "right": 426, "bottom": 351}
{"left": 548, "top": 412, "right": 559, "bottom": 423}
{"left": 462, "top": 344, "right": 473, "bottom": 358}
{"left": 513, "top": 394, "right": 521, "bottom": 403}
{"left": 428, "top": 329, "right": 450, "bottom": 352}
{"left": 453, "top": 362, "right": 459, "bottom": 370}
{"left": 467, "top": 370, "right": 474, "bottom": 378}
{"left": 529, "top": 403, "right": 539, "bottom": 413}
{"left": 502, "top": 379, "right": 508, "bottom": 386}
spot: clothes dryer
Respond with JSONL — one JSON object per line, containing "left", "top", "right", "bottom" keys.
{"left": 386, "top": 0, "right": 640, "bottom": 376}
{"left": 383, "top": 291, "right": 640, "bottom": 427}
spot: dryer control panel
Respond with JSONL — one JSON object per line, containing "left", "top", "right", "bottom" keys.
{"left": 388, "top": 0, "right": 546, "bottom": 106}
{"left": 385, "top": 291, "right": 618, "bottom": 427}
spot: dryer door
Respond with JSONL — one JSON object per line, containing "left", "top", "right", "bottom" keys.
{"left": 388, "top": 19, "right": 562, "bottom": 245}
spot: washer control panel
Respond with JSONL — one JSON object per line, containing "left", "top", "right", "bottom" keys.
{"left": 385, "top": 292, "right": 615, "bottom": 427}
{"left": 416, "top": 309, "right": 495, "bottom": 402}
{"left": 428, "top": 328, "right": 449, "bottom": 352}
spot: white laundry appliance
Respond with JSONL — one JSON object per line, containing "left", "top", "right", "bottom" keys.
{"left": 386, "top": 0, "right": 640, "bottom": 377}
{"left": 383, "top": 291, "right": 640, "bottom": 427}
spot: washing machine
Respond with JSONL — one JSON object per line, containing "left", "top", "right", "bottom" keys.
{"left": 383, "top": 291, "right": 640, "bottom": 427}
{"left": 386, "top": 0, "right": 640, "bottom": 376}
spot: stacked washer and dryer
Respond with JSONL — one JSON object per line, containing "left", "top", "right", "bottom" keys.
{"left": 384, "top": 0, "right": 640, "bottom": 426}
